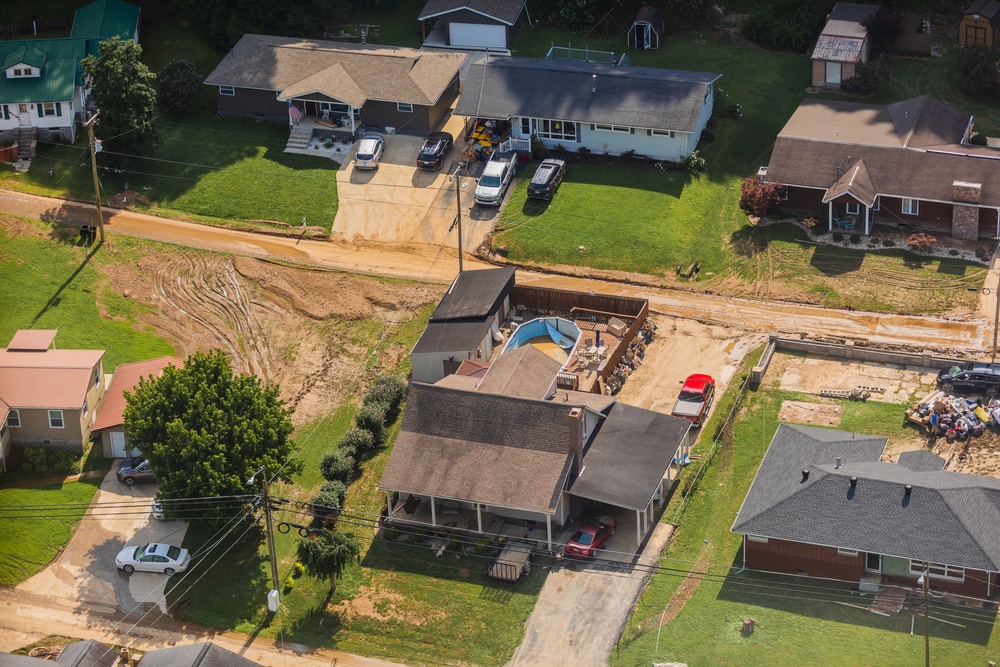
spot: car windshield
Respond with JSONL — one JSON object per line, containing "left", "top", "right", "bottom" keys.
{"left": 421, "top": 140, "right": 440, "bottom": 154}
{"left": 571, "top": 531, "right": 594, "bottom": 546}
{"left": 134, "top": 545, "right": 148, "bottom": 558}
{"left": 480, "top": 175, "right": 502, "bottom": 188}
{"left": 948, "top": 365, "right": 964, "bottom": 378}
{"left": 532, "top": 168, "right": 553, "bottom": 184}
{"left": 678, "top": 390, "right": 702, "bottom": 401}
{"left": 166, "top": 546, "right": 182, "bottom": 560}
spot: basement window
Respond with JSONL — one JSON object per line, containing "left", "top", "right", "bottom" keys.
{"left": 837, "top": 548, "right": 859, "bottom": 556}
{"left": 747, "top": 535, "right": 769, "bottom": 543}
{"left": 219, "top": 86, "right": 235, "bottom": 96}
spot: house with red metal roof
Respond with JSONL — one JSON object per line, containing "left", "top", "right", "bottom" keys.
{"left": 92, "top": 356, "right": 181, "bottom": 458}
{"left": 0, "top": 330, "right": 107, "bottom": 471}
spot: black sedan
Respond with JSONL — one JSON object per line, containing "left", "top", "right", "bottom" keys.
{"left": 937, "top": 362, "right": 1000, "bottom": 397}
{"left": 416, "top": 132, "right": 454, "bottom": 170}
{"left": 527, "top": 159, "right": 566, "bottom": 200}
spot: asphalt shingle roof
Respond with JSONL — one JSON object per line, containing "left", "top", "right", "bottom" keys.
{"left": 411, "top": 317, "right": 492, "bottom": 354}
{"left": 965, "top": 0, "right": 1000, "bottom": 22}
{"left": 476, "top": 345, "right": 560, "bottom": 399}
{"left": 136, "top": 643, "right": 261, "bottom": 667}
{"left": 828, "top": 2, "right": 879, "bottom": 22}
{"left": 454, "top": 57, "right": 721, "bottom": 133}
{"left": 430, "top": 267, "right": 515, "bottom": 321}
{"left": 733, "top": 424, "right": 1000, "bottom": 572}
{"left": 417, "top": 0, "right": 525, "bottom": 24}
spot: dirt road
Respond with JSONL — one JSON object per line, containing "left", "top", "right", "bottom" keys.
{"left": 0, "top": 189, "right": 990, "bottom": 353}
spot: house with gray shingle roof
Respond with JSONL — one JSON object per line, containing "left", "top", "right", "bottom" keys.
{"left": 454, "top": 57, "right": 721, "bottom": 162}
{"left": 762, "top": 95, "right": 1000, "bottom": 241}
{"left": 204, "top": 35, "right": 466, "bottom": 136}
{"left": 418, "top": 0, "right": 527, "bottom": 52}
{"left": 732, "top": 424, "right": 1000, "bottom": 597}
{"left": 0, "top": 639, "right": 262, "bottom": 667}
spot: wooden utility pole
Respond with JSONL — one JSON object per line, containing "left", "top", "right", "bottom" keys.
{"left": 85, "top": 112, "right": 105, "bottom": 244}
{"left": 450, "top": 164, "right": 464, "bottom": 273}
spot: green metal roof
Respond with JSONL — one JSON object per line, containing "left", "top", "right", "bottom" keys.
{"left": 2, "top": 44, "right": 46, "bottom": 70}
{"left": 0, "top": 39, "right": 86, "bottom": 104}
{"left": 70, "top": 0, "right": 141, "bottom": 42}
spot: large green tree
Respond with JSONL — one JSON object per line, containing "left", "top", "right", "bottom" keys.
{"left": 81, "top": 36, "right": 160, "bottom": 160}
{"left": 170, "top": 0, "right": 351, "bottom": 50}
{"left": 297, "top": 530, "right": 361, "bottom": 591}
{"left": 123, "top": 350, "right": 299, "bottom": 520}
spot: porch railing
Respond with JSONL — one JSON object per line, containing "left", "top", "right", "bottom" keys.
{"left": 497, "top": 137, "right": 530, "bottom": 153}
{"left": 545, "top": 43, "right": 630, "bottom": 66}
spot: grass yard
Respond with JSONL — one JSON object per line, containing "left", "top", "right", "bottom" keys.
{"left": 0, "top": 478, "right": 102, "bottom": 586}
{"left": 0, "top": 217, "right": 174, "bottom": 370}
{"left": 612, "top": 362, "right": 1000, "bottom": 666}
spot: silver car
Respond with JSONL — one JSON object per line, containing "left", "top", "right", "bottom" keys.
{"left": 116, "top": 542, "right": 190, "bottom": 575}
{"left": 355, "top": 134, "right": 385, "bottom": 169}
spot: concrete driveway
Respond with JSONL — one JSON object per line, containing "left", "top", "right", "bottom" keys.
{"left": 332, "top": 112, "right": 502, "bottom": 250}
{"left": 17, "top": 468, "right": 188, "bottom": 615}
{"left": 506, "top": 523, "right": 674, "bottom": 667}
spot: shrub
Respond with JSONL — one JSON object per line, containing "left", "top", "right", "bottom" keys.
{"left": 949, "top": 249, "right": 960, "bottom": 256}
{"left": 742, "top": 0, "right": 829, "bottom": 52}
{"left": 364, "top": 375, "right": 406, "bottom": 415}
{"left": 294, "top": 562, "right": 305, "bottom": 577}
{"left": 841, "top": 60, "right": 890, "bottom": 97}
{"left": 474, "top": 537, "right": 493, "bottom": 554}
{"left": 621, "top": 149, "right": 637, "bottom": 160}
{"left": 283, "top": 575, "right": 295, "bottom": 592}
{"left": 849, "top": 234, "right": 861, "bottom": 244}
{"left": 861, "top": 7, "right": 904, "bottom": 55}
{"left": 971, "top": 133, "right": 989, "bottom": 146}
{"left": 530, "top": 134, "right": 546, "bottom": 159}
{"left": 832, "top": 232, "right": 844, "bottom": 243}
{"left": 340, "top": 427, "right": 376, "bottom": 458}
{"left": 576, "top": 146, "right": 591, "bottom": 156}
{"left": 683, "top": 150, "right": 706, "bottom": 173}
{"left": 157, "top": 59, "right": 204, "bottom": 112}
{"left": 320, "top": 450, "right": 355, "bottom": 483}
{"left": 356, "top": 402, "right": 388, "bottom": 445}
{"left": 556, "top": 0, "right": 597, "bottom": 30}
{"left": 20, "top": 462, "right": 33, "bottom": 474}
{"left": 738, "top": 176, "right": 783, "bottom": 218}
{"left": 907, "top": 233, "right": 937, "bottom": 252}
{"left": 313, "top": 479, "right": 348, "bottom": 517}
{"left": 882, "top": 238, "right": 896, "bottom": 247}
{"left": 23, "top": 445, "right": 47, "bottom": 468}
{"left": 956, "top": 44, "right": 1000, "bottom": 97}
{"left": 53, "top": 461, "right": 69, "bottom": 473}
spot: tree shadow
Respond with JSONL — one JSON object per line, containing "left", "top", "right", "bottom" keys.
{"left": 31, "top": 237, "right": 100, "bottom": 325}
{"left": 936, "top": 261, "right": 968, "bottom": 276}
{"left": 809, "top": 243, "right": 866, "bottom": 276}
{"left": 730, "top": 225, "right": 769, "bottom": 257}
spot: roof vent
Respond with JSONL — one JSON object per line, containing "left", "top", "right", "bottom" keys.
{"left": 835, "top": 457, "right": 841, "bottom": 469}
{"left": 802, "top": 469, "right": 810, "bottom": 480}
{"left": 905, "top": 484, "right": 912, "bottom": 497}
{"left": 850, "top": 476, "right": 858, "bottom": 488}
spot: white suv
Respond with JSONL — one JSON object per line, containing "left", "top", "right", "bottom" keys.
{"left": 474, "top": 158, "right": 514, "bottom": 206}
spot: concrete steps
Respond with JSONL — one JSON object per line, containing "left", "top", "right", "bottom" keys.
{"left": 285, "top": 126, "right": 312, "bottom": 151}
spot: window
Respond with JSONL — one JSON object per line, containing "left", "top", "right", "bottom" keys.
{"left": 909, "top": 561, "right": 965, "bottom": 581}
{"left": 649, "top": 129, "right": 676, "bottom": 138}
{"left": 82, "top": 397, "right": 89, "bottom": 415}
{"left": 37, "top": 103, "right": 62, "bottom": 117}
{"left": 837, "top": 548, "right": 859, "bottom": 556}
{"left": 534, "top": 119, "right": 578, "bottom": 142}
{"left": 865, "top": 553, "right": 882, "bottom": 573}
{"left": 845, "top": 202, "right": 860, "bottom": 216}
{"left": 24, "top": 68, "right": 32, "bottom": 76}
{"left": 1, "top": 105, "right": 7, "bottom": 121}
{"left": 397, "top": 102, "right": 413, "bottom": 113}
{"left": 13, "top": 68, "right": 22, "bottom": 76}
{"left": 48, "top": 410, "right": 64, "bottom": 429}
{"left": 747, "top": 535, "right": 769, "bottom": 543}
{"left": 94, "top": 368, "right": 101, "bottom": 387}
{"left": 521, "top": 118, "right": 531, "bottom": 135}
{"left": 7, "top": 408, "right": 20, "bottom": 428}
{"left": 872, "top": 196, "right": 880, "bottom": 211}
{"left": 320, "top": 101, "right": 350, "bottom": 115}
{"left": 219, "top": 85, "right": 235, "bottom": 96}
{"left": 901, "top": 198, "right": 919, "bottom": 215}
{"left": 594, "top": 124, "right": 631, "bottom": 133}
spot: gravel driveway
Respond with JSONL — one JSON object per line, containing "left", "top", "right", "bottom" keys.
{"left": 17, "top": 468, "right": 188, "bottom": 615}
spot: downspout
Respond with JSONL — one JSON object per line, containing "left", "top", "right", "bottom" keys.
{"left": 828, "top": 201, "right": 833, "bottom": 231}
{"left": 546, "top": 513, "right": 552, "bottom": 553}
{"left": 736, "top": 534, "right": 747, "bottom": 574}
{"left": 430, "top": 496, "right": 437, "bottom": 527}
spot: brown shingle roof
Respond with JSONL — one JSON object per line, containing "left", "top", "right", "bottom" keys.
{"left": 205, "top": 35, "right": 466, "bottom": 107}
{"left": 477, "top": 345, "right": 560, "bottom": 399}
{"left": 92, "top": 356, "right": 181, "bottom": 431}
{"left": 417, "top": 0, "right": 525, "bottom": 24}
{"left": 822, "top": 158, "right": 877, "bottom": 206}
{"left": 7, "top": 329, "right": 57, "bottom": 351}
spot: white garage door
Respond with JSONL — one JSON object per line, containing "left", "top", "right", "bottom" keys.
{"left": 111, "top": 430, "right": 128, "bottom": 458}
{"left": 449, "top": 23, "right": 506, "bottom": 50}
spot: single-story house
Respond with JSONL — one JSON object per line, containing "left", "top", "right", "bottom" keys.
{"left": 411, "top": 267, "right": 515, "bottom": 383}
{"left": 418, "top": 0, "right": 527, "bottom": 52}
{"left": 0, "top": 330, "right": 107, "bottom": 470}
{"left": 824, "top": 3, "right": 932, "bottom": 58}
{"left": 960, "top": 0, "right": 1000, "bottom": 46}
{"left": 92, "top": 355, "right": 181, "bottom": 458}
{"left": 380, "top": 380, "right": 692, "bottom": 551}
{"left": 0, "top": 639, "right": 262, "bottom": 667}
{"left": 70, "top": 0, "right": 141, "bottom": 45}
{"left": 811, "top": 19, "right": 869, "bottom": 89}
{"left": 454, "top": 57, "right": 721, "bottom": 162}
{"left": 761, "top": 95, "right": 1000, "bottom": 240}
{"left": 204, "top": 35, "right": 466, "bottom": 136}
{"left": 733, "top": 424, "right": 1000, "bottom": 597}
{"left": 627, "top": 6, "right": 665, "bottom": 51}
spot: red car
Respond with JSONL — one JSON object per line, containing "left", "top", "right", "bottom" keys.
{"left": 565, "top": 517, "right": 617, "bottom": 558}
{"left": 671, "top": 373, "right": 716, "bottom": 427}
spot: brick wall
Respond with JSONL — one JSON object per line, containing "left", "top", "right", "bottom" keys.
{"left": 952, "top": 204, "right": 980, "bottom": 240}
{"left": 953, "top": 180, "right": 982, "bottom": 204}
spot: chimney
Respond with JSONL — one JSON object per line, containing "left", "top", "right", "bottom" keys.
{"left": 835, "top": 457, "right": 841, "bottom": 469}
{"left": 953, "top": 180, "right": 982, "bottom": 204}
{"left": 850, "top": 476, "right": 858, "bottom": 488}
{"left": 568, "top": 407, "right": 585, "bottom": 475}
{"left": 802, "top": 469, "right": 810, "bottom": 481}
{"left": 904, "top": 484, "right": 912, "bottom": 497}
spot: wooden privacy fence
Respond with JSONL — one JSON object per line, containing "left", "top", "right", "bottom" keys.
{"left": 0, "top": 145, "right": 17, "bottom": 163}
{"left": 510, "top": 285, "right": 646, "bottom": 319}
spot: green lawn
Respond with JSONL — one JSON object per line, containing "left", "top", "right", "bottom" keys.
{"left": 0, "top": 478, "right": 102, "bottom": 586}
{"left": 612, "top": 362, "right": 1000, "bottom": 666}
{"left": 0, "top": 218, "right": 174, "bottom": 370}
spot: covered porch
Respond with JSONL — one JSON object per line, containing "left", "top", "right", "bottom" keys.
{"left": 280, "top": 93, "right": 362, "bottom": 135}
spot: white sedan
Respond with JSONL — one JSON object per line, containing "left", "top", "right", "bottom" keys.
{"left": 116, "top": 542, "right": 190, "bottom": 575}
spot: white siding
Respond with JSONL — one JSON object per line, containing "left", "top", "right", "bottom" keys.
{"left": 511, "top": 115, "right": 698, "bottom": 162}
{"left": 0, "top": 100, "right": 76, "bottom": 133}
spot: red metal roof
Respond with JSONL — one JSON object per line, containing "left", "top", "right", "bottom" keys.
{"left": 93, "top": 357, "right": 181, "bottom": 431}
{"left": 7, "top": 329, "right": 57, "bottom": 351}
{"left": 0, "top": 344, "right": 106, "bottom": 409}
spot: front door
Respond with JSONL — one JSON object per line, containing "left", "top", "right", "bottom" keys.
{"left": 825, "top": 61, "right": 842, "bottom": 86}
{"left": 110, "top": 430, "right": 127, "bottom": 458}
{"left": 865, "top": 553, "right": 882, "bottom": 573}
{"left": 17, "top": 104, "right": 30, "bottom": 127}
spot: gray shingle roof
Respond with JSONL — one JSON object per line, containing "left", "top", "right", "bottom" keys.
{"left": 733, "top": 424, "right": 1000, "bottom": 572}
{"left": 477, "top": 345, "right": 560, "bottom": 399}
{"left": 965, "top": 0, "right": 1000, "bottom": 22}
{"left": 454, "top": 57, "right": 721, "bottom": 133}
{"left": 568, "top": 403, "right": 690, "bottom": 511}
{"left": 431, "top": 267, "right": 515, "bottom": 321}
{"left": 411, "top": 317, "right": 492, "bottom": 354}
{"left": 418, "top": 0, "right": 525, "bottom": 24}
{"left": 136, "top": 644, "right": 261, "bottom": 667}
{"left": 204, "top": 35, "right": 466, "bottom": 107}
{"left": 55, "top": 641, "right": 114, "bottom": 667}
{"left": 828, "top": 2, "right": 879, "bottom": 22}
{"left": 897, "top": 449, "right": 946, "bottom": 472}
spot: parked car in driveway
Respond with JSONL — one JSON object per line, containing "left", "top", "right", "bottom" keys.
{"left": 116, "top": 456, "right": 155, "bottom": 486}
{"left": 527, "top": 159, "right": 566, "bottom": 200}
{"left": 671, "top": 373, "right": 716, "bottom": 427}
{"left": 474, "top": 156, "right": 514, "bottom": 206}
{"left": 116, "top": 542, "right": 190, "bottom": 575}
{"left": 354, "top": 134, "right": 385, "bottom": 169}
{"left": 565, "top": 516, "right": 617, "bottom": 558}
{"left": 937, "top": 362, "right": 1000, "bottom": 397}
{"left": 416, "top": 131, "right": 454, "bottom": 170}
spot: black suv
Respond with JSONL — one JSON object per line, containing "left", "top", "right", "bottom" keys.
{"left": 116, "top": 456, "right": 156, "bottom": 486}
{"left": 937, "top": 362, "right": 1000, "bottom": 397}
{"left": 416, "top": 132, "right": 454, "bottom": 170}
{"left": 527, "top": 159, "right": 567, "bottom": 200}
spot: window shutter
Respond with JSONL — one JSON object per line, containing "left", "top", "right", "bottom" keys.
{"left": 37, "top": 103, "right": 43, "bottom": 117}
{"left": 590, "top": 124, "right": 595, "bottom": 131}
{"left": 629, "top": 127, "right": 635, "bottom": 134}
{"left": 2, "top": 105, "right": 7, "bottom": 120}
{"left": 55, "top": 102, "right": 62, "bottom": 117}
{"left": 646, "top": 129, "right": 651, "bottom": 136}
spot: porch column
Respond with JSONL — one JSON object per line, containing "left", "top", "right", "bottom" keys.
{"left": 385, "top": 490, "right": 392, "bottom": 518}
{"left": 996, "top": 208, "right": 1000, "bottom": 239}
{"left": 430, "top": 496, "right": 437, "bottom": 527}
{"left": 635, "top": 510, "right": 642, "bottom": 547}
{"left": 865, "top": 205, "right": 870, "bottom": 235}
{"left": 828, "top": 201, "right": 833, "bottom": 231}
{"left": 476, "top": 503, "right": 483, "bottom": 533}
{"left": 546, "top": 514, "right": 552, "bottom": 553}
{"left": 350, "top": 107, "right": 356, "bottom": 135}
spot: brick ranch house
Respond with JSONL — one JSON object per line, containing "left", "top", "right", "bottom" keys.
{"left": 761, "top": 95, "right": 1000, "bottom": 240}
{"left": 733, "top": 424, "right": 1000, "bottom": 598}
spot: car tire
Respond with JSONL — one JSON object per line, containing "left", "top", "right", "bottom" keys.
{"left": 164, "top": 568, "right": 175, "bottom": 576}
{"left": 942, "top": 383, "right": 954, "bottom": 394}
{"left": 123, "top": 564, "right": 134, "bottom": 573}
{"left": 122, "top": 477, "right": 135, "bottom": 486}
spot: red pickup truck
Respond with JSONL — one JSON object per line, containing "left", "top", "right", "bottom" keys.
{"left": 671, "top": 374, "right": 716, "bottom": 427}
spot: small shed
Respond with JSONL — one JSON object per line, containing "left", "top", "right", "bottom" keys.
{"left": 959, "top": 0, "right": 1000, "bottom": 47}
{"left": 627, "top": 6, "right": 664, "bottom": 50}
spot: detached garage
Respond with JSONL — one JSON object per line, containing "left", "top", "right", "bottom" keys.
{"left": 93, "top": 356, "right": 180, "bottom": 458}
{"left": 419, "top": 0, "right": 528, "bottom": 52}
